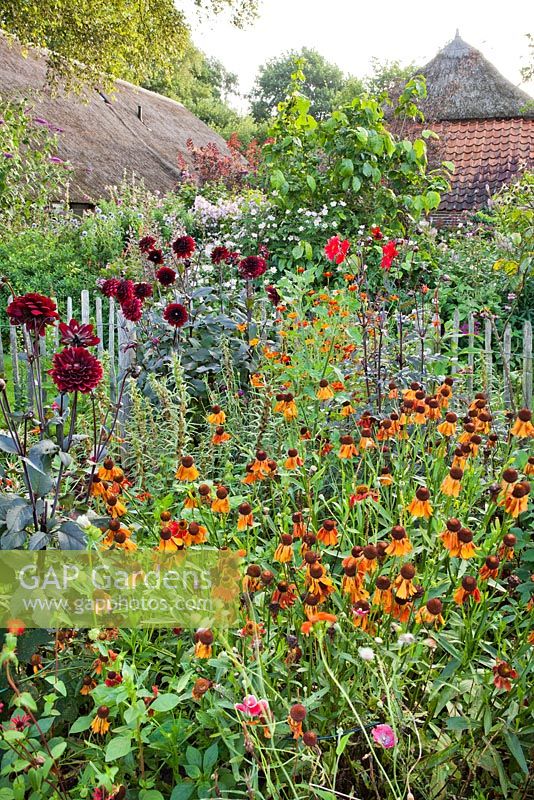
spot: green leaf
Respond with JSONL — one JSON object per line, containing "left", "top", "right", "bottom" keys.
{"left": 203, "top": 741, "right": 219, "bottom": 774}
{"left": 186, "top": 745, "right": 202, "bottom": 767}
{"left": 446, "top": 717, "right": 470, "bottom": 731}
{"left": 292, "top": 245, "right": 304, "bottom": 259}
{"left": 503, "top": 730, "right": 528, "bottom": 775}
{"left": 44, "top": 676, "right": 67, "bottom": 696}
{"left": 0, "top": 435, "right": 19, "bottom": 454}
{"left": 139, "top": 792, "right": 164, "bottom": 800}
{"left": 170, "top": 785, "right": 194, "bottom": 800}
{"left": 105, "top": 735, "right": 132, "bottom": 762}
{"left": 150, "top": 693, "right": 180, "bottom": 713}
{"left": 69, "top": 715, "right": 93, "bottom": 734}
{"left": 351, "top": 176, "right": 361, "bottom": 192}
{"left": 306, "top": 175, "right": 316, "bottom": 192}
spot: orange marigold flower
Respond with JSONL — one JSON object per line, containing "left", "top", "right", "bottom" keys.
{"left": 98, "top": 457, "right": 124, "bottom": 482}
{"left": 415, "top": 597, "right": 444, "bottom": 628}
{"left": 524, "top": 456, "right": 534, "bottom": 476}
{"left": 498, "top": 532, "right": 516, "bottom": 561}
{"left": 453, "top": 575, "right": 481, "bottom": 605}
{"left": 91, "top": 706, "right": 110, "bottom": 735}
{"left": 207, "top": 405, "right": 226, "bottom": 425}
{"left": 175, "top": 455, "right": 199, "bottom": 482}
{"left": 211, "top": 426, "right": 231, "bottom": 445}
{"left": 288, "top": 703, "right": 306, "bottom": 739}
{"left": 479, "top": 554, "right": 500, "bottom": 581}
{"left": 456, "top": 527, "right": 477, "bottom": 559}
{"left": 274, "top": 533, "right": 294, "bottom": 563}
{"left": 371, "top": 575, "right": 393, "bottom": 613}
{"left": 492, "top": 660, "right": 518, "bottom": 692}
{"left": 316, "top": 519, "right": 338, "bottom": 546}
{"left": 301, "top": 611, "right": 337, "bottom": 635}
{"left": 510, "top": 408, "right": 534, "bottom": 438}
{"left": 385, "top": 525, "right": 413, "bottom": 557}
{"left": 284, "top": 448, "right": 303, "bottom": 470}
{"left": 441, "top": 467, "right": 464, "bottom": 498}
{"left": 440, "top": 517, "right": 462, "bottom": 554}
{"left": 407, "top": 487, "right": 433, "bottom": 518}
{"left": 437, "top": 412, "right": 458, "bottom": 437}
{"left": 504, "top": 482, "right": 530, "bottom": 518}
{"left": 211, "top": 486, "right": 230, "bottom": 514}
{"left": 80, "top": 675, "right": 96, "bottom": 695}
{"left": 272, "top": 580, "right": 298, "bottom": 609}
{"left": 90, "top": 474, "right": 108, "bottom": 498}
{"left": 194, "top": 628, "right": 214, "bottom": 659}
{"left": 394, "top": 563, "right": 418, "bottom": 600}
{"left": 237, "top": 502, "right": 254, "bottom": 530}
{"left": 352, "top": 600, "right": 372, "bottom": 630}
{"left": 317, "top": 379, "right": 334, "bottom": 401}
{"left": 292, "top": 511, "right": 306, "bottom": 538}
{"left": 338, "top": 434, "right": 357, "bottom": 459}
{"left": 359, "top": 544, "right": 378, "bottom": 574}
{"left": 342, "top": 558, "right": 369, "bottom": 602}
{"left": 378, "top": 467, "right": 394, "bottom": 486}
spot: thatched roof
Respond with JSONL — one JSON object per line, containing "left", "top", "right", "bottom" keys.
{"left": 0, "top": 33, "right": 233, "bottom": 204}
{"left": 417, "top": 32, "right": 534, "bottom": 121}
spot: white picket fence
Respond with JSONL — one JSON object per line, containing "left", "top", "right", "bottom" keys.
{"left": 1, "top": 291, "right": 532, "bottom": 412}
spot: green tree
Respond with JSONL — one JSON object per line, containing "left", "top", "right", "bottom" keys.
{"left": 365, "top": 57, "right": 418, "bottom": 97}
{"left": 0, "top": 0, "right": 258, "bottom": 89}
{"left": 250, "top": 47, "right": 346, "bottom": 121}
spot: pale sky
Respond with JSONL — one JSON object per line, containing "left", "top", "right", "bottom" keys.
{"left": 183, "top": 0, "right": 533, "bottom": 111}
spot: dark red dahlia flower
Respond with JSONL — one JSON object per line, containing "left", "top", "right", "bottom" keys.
{"left": 134, "top": 282, "right": 153, "bottom": 300}
{"left": 155, "top": 267, "right": 176, "bottom": 287}
{"left": 265, "top": 284, "right": 281, "bottom": 306}
{"left": 147, "top": 249, "right": 164, "bottom": 265}
{"left": 163, "top": 302, "right": 188, "bottom": 328}
{"left": 211, "top": 245, "right": 230, "bottom": 265}
{"left": 121, "top": 297, "right": 143, "bottom": 322}
{"left": 172, "top": 235, "right": 196, "bottom": 259}
{"left": 99, "top": 278, "right": 120, "bottom": 298}
{"left": 239, "top": 255, "right": 267, "bottom": 279}
{"left": 59, "top": 319, "right": 100, "bottom": 348}
{"left": 49, "top": 347, "right": 103, "bottom": 394}
{"left": 139, "top": 235, "right": 157, "bottom": 253}
{"left": 6, "top": 293, "right": 59, "bottom": 336}
{"left": 115, "top": 279, "right": 134, "bottom": 303}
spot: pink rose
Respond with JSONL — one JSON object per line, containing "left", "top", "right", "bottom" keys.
{"left": 371, "top": 723, "right": 397, "bottom": 749}
{"left": 234, "top": 694, "right": 270, "bottom": 718}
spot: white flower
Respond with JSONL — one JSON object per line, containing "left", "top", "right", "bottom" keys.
{"left": 358, "top": 646, "right": 375, "bottom": 662}
{"left": 398, "top": 633, "right": 416, "bottom": 646}
{"left": 75, "top": 514, "right": 91, "bottom": 529}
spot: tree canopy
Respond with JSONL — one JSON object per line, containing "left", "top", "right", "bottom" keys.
{"left": 0, "top": 0, "right": 259, "bottom": 88}
{"left": 249, "top": 47, "right": 346, "bottom": 121}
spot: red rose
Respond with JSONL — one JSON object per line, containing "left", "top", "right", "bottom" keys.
{"left": 155, "top": 267, "right": 176, "bottom": 287}
{"left": 211, "top": 246, "right": 230, "bottom": 265}
{"left": 6, "top": 293, "right": 59, "bottom": 336}
{"left": 99, "top": 278, "right": 120, "bottom": 298}
{"left": 59, "top": 319, "right": 100, "bottom": 348}
{"left": 172, "top": 235, "right": 196, "bottom": 259}
{"left": 49, "top": 347, "right": 103, "bottom": 393}
{"left": 239, "top": 255, "right": 267, "bottom": 279}
{"left": 380, "top": 240, "right": 398, "bottom": 270}
{"left": 147, "top": 249, "right": 164, "bottom": 265}
{"left": 163, "top": 303, "right": 188, "bottom": 328}
{"left": 134, "top": 282, "right": 153, "bottom": 300}
{"left": 324, "top": 236, "right": 350, "bottom": 264}
{"left": 139, "top": 235, "right": 157, "bottom": 253}
{"left": 121, "top": 297, "right": 143, "bottom": 322}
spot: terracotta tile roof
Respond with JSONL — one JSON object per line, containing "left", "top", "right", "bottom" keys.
{"left": 430, "top": 118, "right": 534, "bottom": 211}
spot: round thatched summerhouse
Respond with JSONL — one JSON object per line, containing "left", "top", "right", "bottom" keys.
{"left": 416, "top": 32, "right": 534, "bottom": 224}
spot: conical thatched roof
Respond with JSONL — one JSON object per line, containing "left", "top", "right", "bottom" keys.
{"left": 0, "top": 33, "right": 234, "bottom": 204}
{"left": 417, "top": 31, "right": 534, "bottom": 121}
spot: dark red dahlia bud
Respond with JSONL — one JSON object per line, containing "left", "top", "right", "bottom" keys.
{"left": 289, "top": 703, "right": 307, "bottom": 722}
{"left": 400, "top": 564, "right": 415, "bottom": 580}
{"left": 415, "top": 487, "right": 430, "bottom": 501}
{"left": 446, "top": 518, "right": 462, "bottom": 532}
{"left": 196, "top": 629, "right": 213, "bottom": 645}
{"left": 461, "top": 576, "right": 477, "bottom": 592}
{"left": 97, "top": 706, "right": 109, "bottom": 718}
{"left": 303, "top": 730, "right": 318, "bottom": 747}
{"left": 239, "top": 503, "right": 252, "bottom": 516}
{"left": 375, "top": 575, "right": 391, "bottom": 590}
{"left": 391, "top": 525, "right": 406, "bottom": 540}
{"left": 426, "top": 597, "right": 443, "bottom": 615}
{"left": 246, "top": 564, "right": 261, "bottom": 578}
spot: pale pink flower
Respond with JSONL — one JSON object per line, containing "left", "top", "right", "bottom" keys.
{"left": 371, "top": 723, "right": 397, "bottom": 749}
{"left": 234, "top": 694, "right": 270, "bottom": 718}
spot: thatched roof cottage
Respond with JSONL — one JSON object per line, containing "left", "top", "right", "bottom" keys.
{"left": 417, "top": 32, "right": 534, "bottom": 224}
{"left": 0, "top": 33, "right": 234, "bottom": 211}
